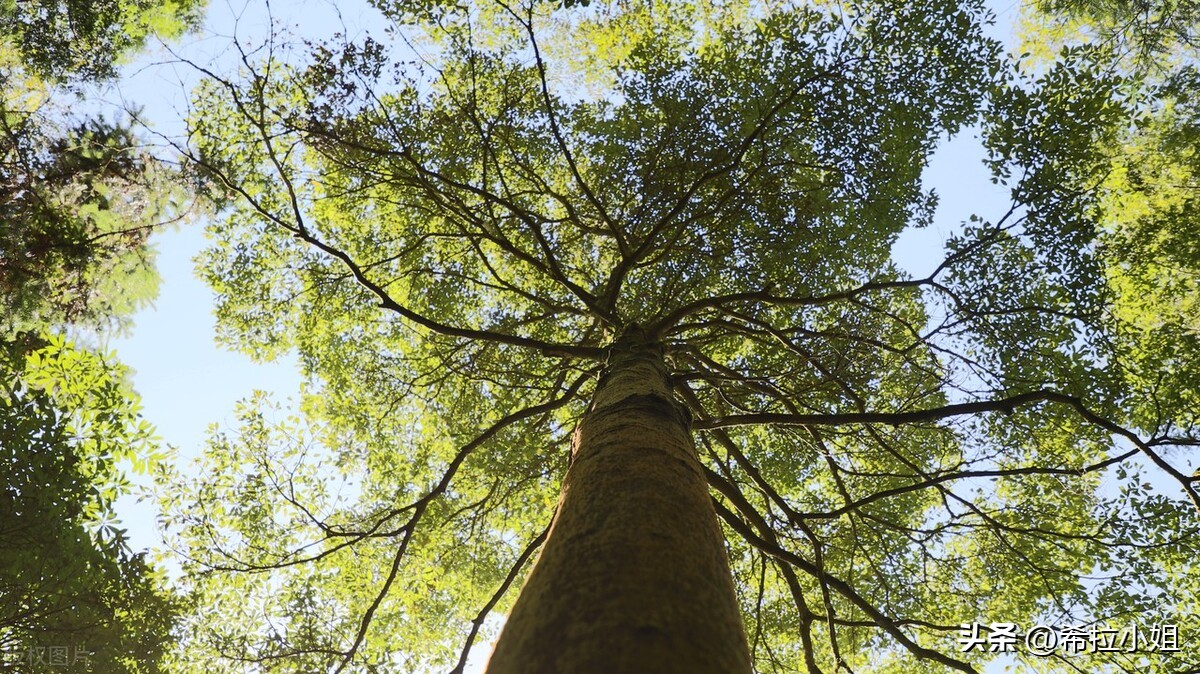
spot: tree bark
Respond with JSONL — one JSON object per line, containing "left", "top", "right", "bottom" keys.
{"left": 485, "top": 329, "right": 752, "bottom": 674}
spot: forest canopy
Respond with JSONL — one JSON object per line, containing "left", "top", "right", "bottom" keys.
{"left": 150, "top": 0, "right": 1200, "bottom": 671}
{"left": 4, "top": 0, "right": 1200, "bottom": 672}
{"left": 1, "top": 0, "right": 199, "bottom": 670}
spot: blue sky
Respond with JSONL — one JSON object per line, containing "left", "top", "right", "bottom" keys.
{"left": 107, "top": 0, "right": 372, "bottom": 553}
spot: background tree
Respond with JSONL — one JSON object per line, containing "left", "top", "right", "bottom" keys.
{"left": 0, "top": 0, "right": 204, "bottom": 82}
{"left": 0, "top": 335, "right": 181, "bottom": 673}
{"left": 164, "top": 0, "right": 1200, "bottom": 672}
{"left": 1023, "top": 0, "right": 1200, "bottom": 68}
{"left": 1016, "top": 0, "right": 1200, "bottom": 441}
{"left": 0, "top": 75, "right": 173, "bottom": 335}
{"left": 1, "top": 0, "right": 205, "bottom": 334}
{"left": 0, "top": 0, "right": 202, "bottom": 667}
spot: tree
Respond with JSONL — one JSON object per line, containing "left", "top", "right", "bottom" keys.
{"left": 1, "top": 0, "right": 202, "bottom": 667}
{"left": 0, "top": 0, "right": 204, "bottom": 82}
{"left": 0, "top": 75, "right": 172, "bottom": 335}
{"left": 0, "top": 334, "right": 181, "bottom": 673}
{"left": 165, "top": 0, "right": 1200, "bottom": 672}
{"left": 1, "top": 0, "right": 205, "bottom": 334}
{"left": 1023, "top": 0, "right": 1200, "bottom": 68}
{"left": 1015, "top": 2, "right": 1200, "bottom": 437}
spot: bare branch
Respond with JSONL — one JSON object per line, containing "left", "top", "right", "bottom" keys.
{"left": 449, "top": 520, "right": 552, "bottom": 674}
{"left": 712, "top": 499, "right": 980, "bottom": 674}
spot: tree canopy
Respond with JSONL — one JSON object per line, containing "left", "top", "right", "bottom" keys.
{"left": 0, "top": 83, "right": 173, "bottom": 335}
{"left": 0, "top": 0, "right": 204, "bottom": 82}
{"left": 1, "top": 335, "right": 181, "bottom": 673}
{"left": 1024, "top": 0, "right": 1200, "bottom": 68}
{"left": 129, "top": 0, "right": 1200, "bottom": 672}
{"left": 0, "top": 0, "right": 204, "bottom": 334}
{"left": 1, "top": 0, "right": 201, "bottom": 668}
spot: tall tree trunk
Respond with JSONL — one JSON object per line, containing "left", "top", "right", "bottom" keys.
{"left": 485, "top": 329, "right": 752, "bottom": 674}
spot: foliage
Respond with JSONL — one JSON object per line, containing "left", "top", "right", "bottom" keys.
{"left": 163, "top": 0, "right": 1200, "bottom": 672}
{"left": 0, "top": 0, "right": 204, "bottom": 82}
{"left": 0, "top": 334, "right": 181, "bottom": 673}
{"left": 1, "top": 0, "right": 200, "bottom": 664}
{"left": 0, "top": 63, "right": 172, "bottom": 335}
{"left": 1093, "top": 67, "right": 1200, "bottom": 433}
{"left": 0, "top": 0, "right": 207, "bottom": 334}
{"left": 1024, "top": 0, "right": 1200, "bottom": 67}
{"left": 1019, "top": 0, "right": 1200, "bottom": 466}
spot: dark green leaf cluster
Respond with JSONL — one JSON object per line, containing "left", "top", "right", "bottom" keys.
{"left": 0, "top": 108, "right": 166, "bottom": 334}
{"left": 0, "top": 336, "right": 182, "bottom": 674}
{"left": 0, "top": 0, "right": 204, "bottom": 82}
